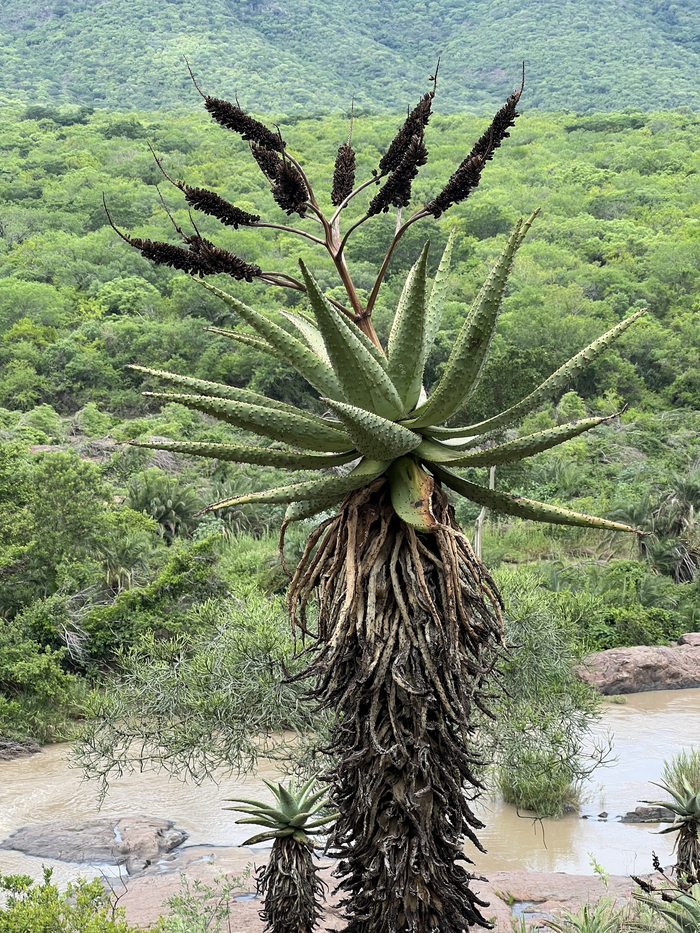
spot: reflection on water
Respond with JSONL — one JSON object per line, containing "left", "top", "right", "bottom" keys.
{"left": 1, "top": 688, "right": 699, "bottom": 885}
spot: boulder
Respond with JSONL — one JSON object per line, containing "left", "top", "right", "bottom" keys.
{"left": 0, "top": 815, "right": 187, "bottom": 874}
{"left": 619, "top": 806, "right": 675, "bottom": 824}
{"left": 0, "top": 738, "right": 41, "bottom": 761}
{"left": 678, "top": 632, "right": 700, "bottom": 647}
{"left": 579, "top": 644, "right": 700, "bottom": 694}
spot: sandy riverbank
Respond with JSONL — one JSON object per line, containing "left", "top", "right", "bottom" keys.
{"left": 115, "top": 844, "right": 650, "bottom": 932}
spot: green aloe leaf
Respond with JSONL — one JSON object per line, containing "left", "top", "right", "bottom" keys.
{"left": 387, "top": 456, "right": 437, "bottom": 532}
{"left": 199, "top": 280, "right": 343, "bottom": 400}
{"left": 205, "top": 327, "right": 284, "bottom": 361}
{"left": 424, "top": 229, "right": 455, "bottom": 354}
{"left": 130, "top": 365, "right": 322, "bottom": 420}
{"left": 201, "top": 457, "right": 391, "bottom": 513}
{"left": 129, "top": 440, "right": 357, "bottom": 470}
{"left": 409, "top": 214, "right": 534, "bottom": 428}
{"left": 387, "top": 240, "right": 430, "bottom": 410}
{"left": 323, "top": 398, "right": 421, "bottom": 460}
{"left": 143, "top": 391, "right": 351, "bottom": 453}
{"left": 419, "top": 415, "right": 614, "bottom": 467}
{"left": 278, "top": 309, "right": 331, "bottom": 366}
{"left": 430, "top": 310, "right": 646, "bottom": 440}
{"left": 284, "top": 494, "right": 347, "bottom": 523}
{"left": 240, "top": 830, "right": 279, "bottom": 846}
{"left": 299, "top": 260, "right": 405, "bottom": 420}
{"left": 431, "top": 464, "right": 638, "bottom": 532}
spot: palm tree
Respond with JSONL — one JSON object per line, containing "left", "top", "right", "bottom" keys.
{"left": 109, "top": 70, "right": 640, "bottom": 932}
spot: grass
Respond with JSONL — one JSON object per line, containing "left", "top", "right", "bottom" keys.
{"left": 661, "top": 747, "right": 700, "bottom": 798}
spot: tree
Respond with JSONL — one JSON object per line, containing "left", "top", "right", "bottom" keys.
{"left": 109, "top": 69, "right": 640, "bottom": 933}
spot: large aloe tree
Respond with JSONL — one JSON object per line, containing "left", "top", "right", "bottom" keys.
{"left": 110, "top": 69, "right": 640, "bottom": 933}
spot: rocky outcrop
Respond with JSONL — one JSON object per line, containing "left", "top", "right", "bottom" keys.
{"left": 0, "top": 815, "right": 187, "bottom": 874}
{"left": 579, "top": 639, "right": 700, "bottom": 694}
{"left": 619, "top": 806, "right": 675, "bottom": 823}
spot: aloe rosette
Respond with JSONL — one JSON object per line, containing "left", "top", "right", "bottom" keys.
{"left": 128, "top": 218, "right": 641, "bottom": 536}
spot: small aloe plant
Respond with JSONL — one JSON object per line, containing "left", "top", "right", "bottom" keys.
{"left": 226, "top": 777, "right": 336, "bottom": 933}
{"left": 645, "top": 779, "right": 700, "bottom": 883}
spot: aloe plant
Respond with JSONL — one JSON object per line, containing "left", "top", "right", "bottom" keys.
{"left": 111, "top": 66, "right": 641, "bottom": 933}
{"left": 226, "top": 777, "right": 335, "bottom": 933}
{"left": 645, "top": 780, "right": 700, "bottom": 883}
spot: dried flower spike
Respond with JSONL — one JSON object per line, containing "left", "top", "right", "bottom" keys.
{"left": 426, "top": 83, "right": 523, "bottom": 219}
{"left": 178, "top": 183, "right": 260, "bottom": 228}
{"left": 204, "top": 95, "right": 285, "bottom": 152}
{"left": 368, "top": 133, "right": 428, "bottom": 216}
{"left": 331, "top": 143, "right": 356, "bottom": 206}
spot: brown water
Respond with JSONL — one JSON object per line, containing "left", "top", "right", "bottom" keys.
{"left": 1, "top": 688, "right": 698, "bottom": 886}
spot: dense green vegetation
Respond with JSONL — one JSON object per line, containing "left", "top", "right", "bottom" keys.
{"left": 1, "top": 0, "right": 700, "bottom": 114}
{"left": 0, "top": 101, "right": 698, "bottom": 774}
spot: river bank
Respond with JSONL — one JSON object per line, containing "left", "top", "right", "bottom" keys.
{"left": 2, "top": 689, "right": 699, "bottom": 928}
{"left": 108, "top": 846, "right": 652, "bottom": 931}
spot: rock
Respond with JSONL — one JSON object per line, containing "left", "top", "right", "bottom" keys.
{"left": 0, "top": 738, "right": 41, "bottom": 761}
{"left": 619, "top": 806, "right": 675, "bottom": 824}
{"left": 0, "top": 815, "right": 187, "bottom": 874}
{"left": 578, "top": 644, "right": 700, "bottom": 694}
{"left": 598, "top": 812, "right": 608, "bottom": 819}
{"left": 678, "top": 633, "right": 700, "bottom": 647}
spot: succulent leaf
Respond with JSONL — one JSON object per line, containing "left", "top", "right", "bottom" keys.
{"left": 408, "top": 215, "right": 529, "bottom": 428}
{"left": 128, "top": 439, "right": 357, "bottom": 470}
{"left": 201, "top": 458, "right": 391, "bottom": 513}
{"left": 323, "top": 398, "right": 422, "bottom": 460}
{"left": 199, "top": 280, "right": 344, "bottom": 400}
{"left": 284, "top": 496, "right": 344, "bottom": 523}
{"left": 205, "top": 327, "right": 284, "bottom": 361}
{"left": 278, "top": 309, "right": 331, "bottom": 366}
{"left": 419, "top": 415, "right": 614, "bottom": 468}
{"left": 142, "top": 392, "right": 352, "bottom": 453}
{"left": 430, "top": 309, "right": 646, "bottom": 440}
{"left": 299, "top": 260, "right": 405, "bottom": 420}
{"left": 431, "top": 464, "right": 638, "bottom": 532}
{"left": 131, "top": 365, "right": 324, "bottom": 419}
{"left": 387, "top": 240, "right": 430, "bottom": 410}
{"left": 424, "top": 229, "right": 455, "bottom": 353}
{"left": 387, "top": 456, "right": 437, "bottom": 531}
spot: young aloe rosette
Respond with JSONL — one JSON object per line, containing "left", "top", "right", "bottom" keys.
{"left": 226, "top": 778, "right": 334, "bottom": 933}
{"left": 226, "top": 776, "right": 336, "bottom": 847}
{"left": 645, "top": 779, "right": 700, "bottom": 882}
{"left": 113, "top": 67, "right": 643, "bottom": 933}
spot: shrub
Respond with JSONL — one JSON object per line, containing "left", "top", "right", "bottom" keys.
{"left": 0, "top": 869, "right": 145, "bottom": 932}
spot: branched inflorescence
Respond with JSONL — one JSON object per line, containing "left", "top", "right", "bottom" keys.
{"left": 288, "top": 479, "right": 504, "bottom": 932}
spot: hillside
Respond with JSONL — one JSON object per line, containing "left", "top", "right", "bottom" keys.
{"left": 1, "top": 0, "right": 700, "bottom": 114}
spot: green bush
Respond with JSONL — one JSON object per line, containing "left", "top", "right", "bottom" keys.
{"left": 0, "top": 869, "right": 145, "bottom": 932}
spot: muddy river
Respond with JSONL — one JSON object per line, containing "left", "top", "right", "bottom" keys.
{"left": 1, "top": 688, "right": 698, "bottom": 886}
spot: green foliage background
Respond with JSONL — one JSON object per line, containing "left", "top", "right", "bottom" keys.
{"left": 0, "top": 99, "right": 699, "bottom": 767}
{"left": 1, "top": 0, "right": 700, "bottom": 113}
